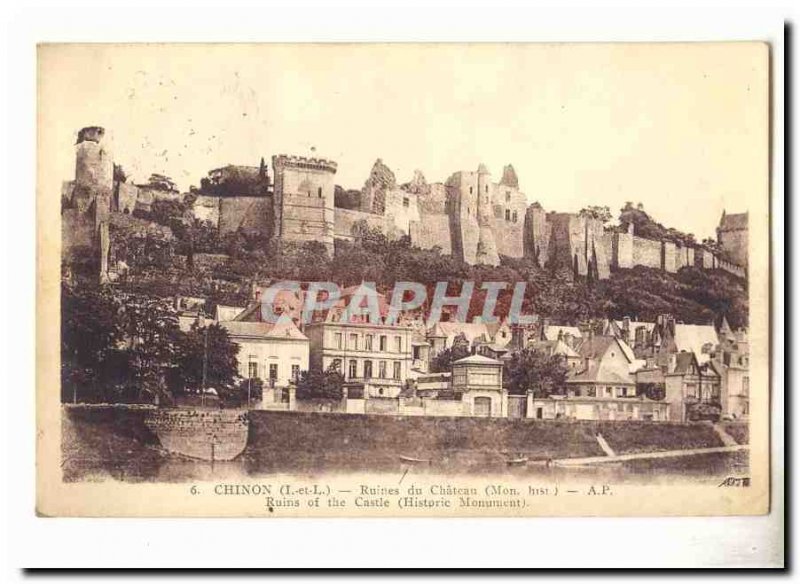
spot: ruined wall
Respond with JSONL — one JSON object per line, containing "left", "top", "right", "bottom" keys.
{"left": 219, "top": 197, "right": 272, "bottom": 236}
{"left": 447, "top": 171, "right": 490, "bottom": 265}
{"left": 115, "top": 182, "right": 139, "bottom": 214}
{"left": 384, "top": 188, "right": 420, "bottom": 234}
{"left": 334, "top": 208, "right": 399, "bottom": 241}
{"left": 695, "top": 248, "right": 714, "bottom": 269}
{"left": 491, "top": 183, "right": 526, "bottom": 258}
{"left": 417, "top": 183, "right": 448, "bottom": 214}
{"left": 409, "top": 213, "right": 453, "bottom": 255}
{"left": 662, "top": 241, "right": 677, "bottom": 273}
{"left": 192, "top": 195, "right": 221, "bottom": 226}
{"left": 524, "top": 204, "right": 551, "bottom": 267}
{"left": 548, "top": 214, "right": 610, "bottom": 278}
{"left": 612, "top": 227, "right": 634, "bottom": 269}
{"left": 632, "top": 236, "right": 662, "bottom": 269}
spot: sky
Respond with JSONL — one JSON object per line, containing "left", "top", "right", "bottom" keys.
{"left": 39, "top": 43, "right": 768, "bottom": 240}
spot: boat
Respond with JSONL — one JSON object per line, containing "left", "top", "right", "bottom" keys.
{"left": 506, "top": 456, "right": 529, "bottom": 466}
{"left": 399, "top": 455, "right": 432, "bottom": 464}
{"left": 144, "top": 408, "right": 249, "bottom": 461}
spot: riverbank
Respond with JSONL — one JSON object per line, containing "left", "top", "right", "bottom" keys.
{"left": 61, "top": 405, "right": 746, "bottom": 482}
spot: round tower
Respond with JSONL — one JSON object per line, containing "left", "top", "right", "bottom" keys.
{"left": 73, "top": 126, "right": 114, "bottom": 223}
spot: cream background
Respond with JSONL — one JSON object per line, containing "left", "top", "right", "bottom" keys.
{"left": 16, "top": 2, "right": 782, "bottom": 563}
{"left": 40, "top": 43, "right": 766, "bottom": 240}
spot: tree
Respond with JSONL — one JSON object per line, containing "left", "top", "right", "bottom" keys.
{"left": 118, "top": 295, "right": 183, "bottom": 403}
{"left": 578, "top": 205, "right": 613, "bottom": 225}
{"left": 61, "top": 283, "right": 126, "bottom": 402}
{"left": 503, "top": 348, "right": 568, "bottom": 397}
{"left": 296, "top": 364, "right": 344, "bottom": 400}
{"left": 175, "top": 322, "right": 240, "bottom": 393}
{"left": 430, "top": 336, "right": 471, "bottom": 373}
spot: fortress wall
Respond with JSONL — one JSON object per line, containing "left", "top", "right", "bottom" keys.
{"left": 612, "top": 231, "right": 634, "bottom": 269}
{"left": 219, "top": 197, "right": 273, "bottom": 237}
{"left": 524, "top": 205, "right": 551, "bottom": 267}
{"left": 383, "top": 188, "right": 420, "bottom": 235}
{"left": 600, "top": 232, "right": 615, "bottom": 275}
{"left": 586, "top": 218, "right": 611, "bottom": 279}
{"left": 663, "top": 241, "right": 677, "bottom": 272}
{"left": 492, "top": 215, "right": 524, "bottom": 258}
{"left": 62, "top": 209, "right": 96, "bottom": 260}
{"left": 548, "top": 213, "right": 584, "bottom": 274}
{"left": 192, "top": 195, "right": 221, "bottom": 226}
{"left": 632, "top": 236, "right": 662, "bottom": 269}
{"left": 409, "top": 213, "right": 452, "bottom": 255}
{"left": 417, "top": 183, "right": 448, "bottom": 214}
{"left": 456, "top": 210, "right": 481, "bottom": 265}
{"left": 334, "top": 207, "right": 391, "bottom": 241}
{"left": 695, "top": 248, "right": 714, "bottom": 269}
{"left": 116, "top": 182, "right": 139, "bottom": 214}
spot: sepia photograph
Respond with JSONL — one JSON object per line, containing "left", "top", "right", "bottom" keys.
{"left": 36, "top": 41, "right": 771, "bottom": 519}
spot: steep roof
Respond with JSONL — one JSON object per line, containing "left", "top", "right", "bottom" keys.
{"left": 530, "top": 339, "right": 579, "bottom": 358}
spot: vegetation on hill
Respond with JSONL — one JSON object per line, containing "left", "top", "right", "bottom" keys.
{"left": 70, "top": 207, "right": 748, "bottom": 331}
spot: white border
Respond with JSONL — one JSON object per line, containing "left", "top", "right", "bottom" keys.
{"left": 4, "top": 1, "right": 786, "bottom": 572}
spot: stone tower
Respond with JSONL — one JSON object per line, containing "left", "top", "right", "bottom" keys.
{"left": 272, "top": 155, "right": 338, "bottom": 256}
{"left": 475, "top": 164, "right": 500, "bottom": 266}
{"left": 73, "top": 126, "right": 113, "bottom": 227}
{"left": 63, "top": 126, "right": 113, "bottom": 283}
{"left": 716, "top": 210, "right": 748, "bottom": 268}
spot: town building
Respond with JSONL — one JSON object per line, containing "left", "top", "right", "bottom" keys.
{"left": 305, "top": 321, "right": 414, "bottom": 399}
{"left": 219, "top": 320, "right": 309, "bottom": 391}
{"left": 450, "top": 354, "right": 508, "bottom": 417}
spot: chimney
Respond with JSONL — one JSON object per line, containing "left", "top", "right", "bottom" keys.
{"left": 622, "top": 316, "right": 631, "bottom": 333}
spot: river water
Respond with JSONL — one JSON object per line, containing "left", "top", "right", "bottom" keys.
{"left": 66, "top": 444, "right": 749, "bottom": 487}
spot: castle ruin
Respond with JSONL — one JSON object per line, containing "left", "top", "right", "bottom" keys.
{"left": 62, "top": 126, "right": 748, "bottom": 282}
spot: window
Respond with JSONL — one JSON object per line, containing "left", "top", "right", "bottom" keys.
{"left": 505, "top": 209, "right": 510, "bottom": 221}
{"left": 379, "top": 335, "right": 387, "bottom": 351}
{"left": 349, "top": 333, "right": 358, "bottom": 350}
{"left": 604, "top": 386, "right": 613, "bottom": 397}
{"left": 364, "top": 361, "right": 373, "bottom": 379}
{"left": 291, "top": 365, "right": 300, "bottom": 381}
{"left": 379, "top": 361, "right": 387, "bottom": 379}
{"left": 743, "top": 376, "right": 750, "bottom": 395}
{"left": 512, "top": 211, "right": 518, "bottom": 223}
{"left": 393, "top": 361, "right": 401, "bottom": 380}
{"left": 485, "top": 185, "right": 488, "bottom": 193}
{"left": 348, "top": 360, "right": 357, "bottom": 379}
{"left": 394, "top": 336, "right": 402, "bottom": 353}
{"left": 248, "top": 359, "right": 259, "bottom": 379}
{"left": 331, "top": 359, "right": 342, "bottom": 373}
{"left": 403, "top": 197, "right": 409, "bottom": 208}
{"left": 469, "top": 186, "right": 473, "bottom": 194}
{"left": 269, "top": 364, "right": 278, "bottom": 381}
{"left": 365, "top": 334, "right": 373, "bottom": 351}
{"left": 334, "top": 332, "right": 343, "bottom": 349}
{"left": 506, "top": 192, "right": 511, "bottom": 202}
{"left": 317, "top": 187, "right": 322, "bottom": 198}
